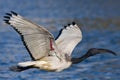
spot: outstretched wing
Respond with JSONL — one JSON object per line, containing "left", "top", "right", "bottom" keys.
{"left": 55, "top": 22, "right": 82, "bottom": 56}
{"left": 4, "top": 11, "right": 56, "bottom": 60}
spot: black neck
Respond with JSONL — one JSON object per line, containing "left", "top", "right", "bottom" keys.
{"left": 71, "top": 48, "right": 117, "bottom": 64}
{"left": 71, "top": 53, "right": 90, "bottom": 64}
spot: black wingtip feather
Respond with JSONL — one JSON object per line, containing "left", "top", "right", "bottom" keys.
{"left": 4, "top": 12, "right": 11, "bottom": 24}
{"left": 72, "top": 22, "right": 76, "bottom": 25}
{"left": 68, "top": 24, "right": 70, "bottom": 26}
{"left": 67, "top": 22, "right": 76, "bottom": 26}
{"left": 64, "top": 26, "right": 67, "bottom": 28}
{"left": 11, "top": 11, "right": 18, "bottom": 16}
{"left": 4, "top": 16, "right": 10, "bottom": 19}
{"left": 3, "top": 19, "right": 10, "bottom": 24}
{"left": 6, "top": 13, "right": 12, "bottom": 16}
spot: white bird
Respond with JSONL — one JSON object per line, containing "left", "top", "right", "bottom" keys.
{"left": 4, "top": 11, "right": 116, "bottom": 72}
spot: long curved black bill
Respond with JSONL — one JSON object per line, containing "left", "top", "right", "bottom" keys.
{"left": 72, "top": 48, "right": 117, "bottom": 64}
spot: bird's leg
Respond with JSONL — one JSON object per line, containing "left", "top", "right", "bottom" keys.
{"left": 71, "top": 48, "right": 117, "bottom": 64}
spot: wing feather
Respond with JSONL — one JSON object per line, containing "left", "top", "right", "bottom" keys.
{"left": 4, "top": 11, "right": 56, "bottom": 60}
{"left": 55, "top": 23, "right": 82, "bottom": 56}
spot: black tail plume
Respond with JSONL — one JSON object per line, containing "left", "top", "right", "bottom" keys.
{"left": 9, "top": 65, "right": 33, "bottom": 72}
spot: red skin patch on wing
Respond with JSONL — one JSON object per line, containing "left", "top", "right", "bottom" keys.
{"left": 50, "top": 39, "right": 54, "bottom": 50}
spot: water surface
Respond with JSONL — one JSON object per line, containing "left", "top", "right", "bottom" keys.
{"left": 0, "top": 0, "right": 120, "bottom": 80}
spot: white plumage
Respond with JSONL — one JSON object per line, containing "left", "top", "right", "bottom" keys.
{"left": 4, "top": 11, "right": 82, "bottom": 72}
{"left": 56, "top": 24, "right": 82, "bottom": 56}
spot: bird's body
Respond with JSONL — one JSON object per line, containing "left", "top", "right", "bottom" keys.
{"left": 18, "top": 56, "right": 71, "bottom": 72}
{"left": 4, "top": 11, "right": 116, "bottom": 72}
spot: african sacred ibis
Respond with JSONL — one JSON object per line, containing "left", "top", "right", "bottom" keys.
{"left": 4, "top": 11, "right": 116, "bottom": 72}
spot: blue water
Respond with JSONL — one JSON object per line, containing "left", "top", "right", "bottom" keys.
{"left": 0, "top": 0, "right": 120, "bottom": 80}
